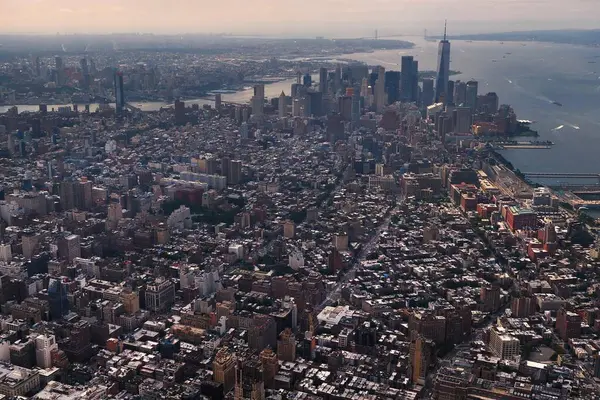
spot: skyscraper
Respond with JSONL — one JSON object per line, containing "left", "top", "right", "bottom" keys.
{"left": 308, "top": 91, "right": 323, "bottom": 116}
{"left": 278, "top": 91, "right": 287, "bottom": 118}
{"left": 412, "top": 60, "right": 419, "bottom": 102}
{"left": 303, "top": 73, "right": 312, "bottom": 88}
{"left": 447, "top": 80, "right": 455, "bottom": 105}
{"left": 252, "top": 84, "right": 265, "bottom": 116}
{"left": 374, "top": 66, "right": 386, "bottom": 113}
{"left": 277, "top": 328, "right": 296, "bottom": 361}
{"left": 466, "top": 80, "right": 479, "bottom": 112}
{"left": 114, "top": 71, "right": 125, "bottom": 113}
{"left": 351, "top": 86, "right": 361, "bottom": 125}
{"left": 80, "top": 58, "right": 90, "bottom": 88}
{"left": 421, "top": 78, "right": 434, "bottom": 108}
{"left": 334, "top": 65, "right": 342, "bottom": 94}
{"left": 55, "top": 56, "right": 64, "bottom": 86}
{"left": 400, "top": 56, "right": 416, "bottom": 102}
{"left": 410, "top": 335, "right": 433, "bottom": 385}
{"left": 214, "top": 348, "right": 237, "bottom": 393}
{"left": 454, "top": 80, "right": 467, "bottom": 105}
{"left": 385, "top": 71, "right": 400, "bottom": 104}
{"left": 435, "top": 21, "right": 451, "bottom": 103}
{"left": 319, "top": 67, "right": 328, "bottom": 93}
{"left": 453, "top": 107, "right": 472, "bottom": 134}
{"left": 48, "top": 277, "right": 70, "bottom": 320}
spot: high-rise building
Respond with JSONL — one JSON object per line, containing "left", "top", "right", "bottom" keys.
{"left": 334, "top": 65, "right": 342, "bottom": 94}
{"left": 400, "top": 56, "right": 415, "bottom": 102}
{"left": 21, "top": 230, "right": 40, "bottom": 260}
{"left": 480, "top": 285, "right": 501, "bottom": 312}
{"left": 249, "top": 314, "right": 277, "bottom": 351}
{"left": 277, "top": 328, "right": 296, "bottom": 361}
{"left": 511, "top": 296, "right": 536, "bottom": 318}
{"left": 594, "top": 352, "right": 600, "bottom": 379}
{"left": 114, "top": 71, "right": 125, "bottom": 113}
{"left": 0, "top": 243, "right": 11, "bottom": 263}
{"left": 80, "top": 58, "right": 90, "bottom": 88}
{"left": 48, "top": 277, "right": 70, "bottom": 320}
{"left": 556, "top": 308, "right": 582, "bottom": 341}
{"left": 277, "top": 91, "right": 286, "bottom": 118}
{"left": 74, "top": 178, "right": 92, "bottom": 210}
{"left": 454, "top": 80, "right": 467, "bottom": 105}
{"left": 338, "top": 96, "right": 352, "bottom": 120}
{"left": 410, "top": 335, "right": 433, "bottom": 385}
{"left": 453, "top": 107, "right": 472, "bottom": 133}
{"left": 227, "top": 160, "right": 242, "bottom": 185}
{"left": 303, "top": 73, "right": 312, "bottom": 88}
{"left": 319, "top": 67, "right": 328, "bottom": 93}
{"left": 447, "top": 80, "right": 455, "bottom": 105}
{"left": 290, "top": 83, "right": 303, "bottom": 98}
{"left": 259, "top": 348, "right": 278, "bottom": 388}
{"left": 34, "top": 56, "right": 41, "bottom": 77}
{"left": 214, "top": 348, "right": 237, "bottom": 393}
{"left": 466, "top": 80, "right": 479, "bottom": 111}
{"left": 55, "top": 56, "right": 65, "bottom": 86}
{"left": 174, "top": 100, "right": 186, "bottom": 125}
{"left": 489, "top": 328, "right": 520, "bottom": 360}
{"left": 412, "top": 60, "right": 419, "bottom": 102}
{"left": 435, "top": 21, "right": 451, "bottom": 103}
{"left": 374, "top": 66, "right": 386, "bottom": 113}
{"left": 252, "top": 84, "right": 265, "bottom": 116}
{"left": 351, "top": 86, "right": 361, "bottom": 125}
{"left": 35, "top": 334, "right": 57, "bottom": 368}
{"left": 215, "top": 93, "right": 222, "bottom": 110}
{"left": 120, "top": 288, "right": 140, "bottom": 314}
{"left": 283, "top": 220, "right": 295, "bottom": 239}
{"left": 385, "top": 71, "right": 401, "bottom": 104}
{"left": 421, "top": 78, "right": 434, "bottom": 108}
{"left": 307, "top": 91, "right": 323, "bottom": 117}
{"left": 235, "top": 357, "right": 265, "bottom": 400}
{"left": 107, "top": 195, "right": 123, "bottom": 230}
{"left": 57, "top": 234, "right": 81, "bottom": 262}
{"left": 478, "top": 92, "right": 499, "bottom": 113}
{"left": 145, "top": 278, "right": 175, "bottom": 312}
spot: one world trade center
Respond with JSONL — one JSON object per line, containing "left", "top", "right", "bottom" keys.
{"left": 435, "top": 21, "right": 451, "bottom": 103}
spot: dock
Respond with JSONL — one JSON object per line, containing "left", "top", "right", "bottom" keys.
{"left": 490, "top": 141, "right": 554, "bottom": 150}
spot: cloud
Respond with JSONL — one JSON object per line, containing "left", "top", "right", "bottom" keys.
{"left": 58, "top": 8, "right": 74, "bottom": 13}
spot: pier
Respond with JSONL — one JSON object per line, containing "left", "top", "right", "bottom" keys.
{"left": 522, "top": 172, "right": 600, "bottom": 180}
{"left": 489, "top": 141, "right": 553, "bottom": 150}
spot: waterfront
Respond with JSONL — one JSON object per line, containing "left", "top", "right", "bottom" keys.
{"left": 2, "top": 36, "right": 600, "bottom": 178}
{"left": 343, "top": 37, "right": 600, "bottom": 178}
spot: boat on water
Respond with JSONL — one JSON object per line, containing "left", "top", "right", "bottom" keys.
{"left": 552, "top": 101, "right": 563, "bottom": 107}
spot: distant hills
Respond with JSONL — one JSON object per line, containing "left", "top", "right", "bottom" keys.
{"left": 0, "top": 34, "right": 413, "bottom": 56}
{"left": 443, "top": 29, "right": 600, "bottom": 46}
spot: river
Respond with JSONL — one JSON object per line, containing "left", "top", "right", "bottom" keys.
{"left": 2, "top": 36, "right": 600, "bottom": 178}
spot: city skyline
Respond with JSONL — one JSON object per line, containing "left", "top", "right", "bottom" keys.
{"left": 1, "top": 0, "right": 598, "bottom": 35}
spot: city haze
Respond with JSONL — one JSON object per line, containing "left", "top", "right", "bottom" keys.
{"left": 1, "top": 0, "right": 599, "bottom": 36}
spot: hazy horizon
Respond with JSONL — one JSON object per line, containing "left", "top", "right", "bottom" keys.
{"left": 1, "top": 0, "right": 599, "bottom": 37}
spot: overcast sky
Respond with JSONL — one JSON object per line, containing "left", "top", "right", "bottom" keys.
{"left": 1, "top": 0, "right": 598, "bottom": 36}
